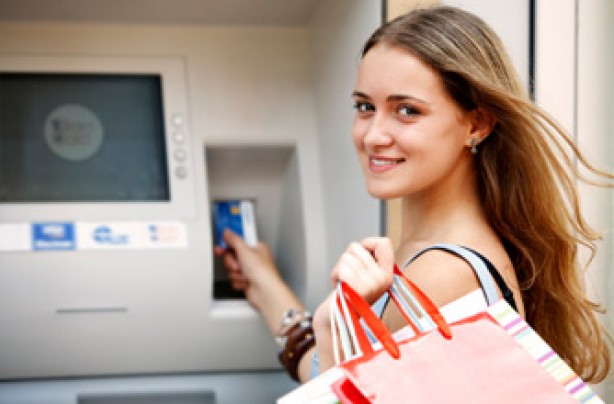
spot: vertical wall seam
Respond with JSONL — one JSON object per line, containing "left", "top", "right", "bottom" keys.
{"left": 573, "top": 0, "right": 579, "bottom": 143}
{"left": 380, "top": 0, "right": 388, "bottom": 237}
{"left": 528, "top": 0, "right": 536, "bottom": 99}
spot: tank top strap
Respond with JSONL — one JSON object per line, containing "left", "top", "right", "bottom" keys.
{"left": 402, "top": 243, "right": 501, "bottom": 306}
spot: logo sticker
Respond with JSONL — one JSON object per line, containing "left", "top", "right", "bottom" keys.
{"left": 44, "top": 104, "right": 104, "bottom": 161}
{"left": 32, "top": 222, "right": 76, "bottom": 250}
{"left": 92, "top": 225, "right": 129, "bottom": 245}
{"left": 76, "top": 221, "right": 187, "bottom": 250}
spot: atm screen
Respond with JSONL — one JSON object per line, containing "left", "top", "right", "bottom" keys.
{"left": 0, "top": 73, "right": 169, "bottom": 202}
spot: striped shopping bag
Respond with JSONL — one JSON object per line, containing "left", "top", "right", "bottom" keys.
{"left": 327, "top": 274, "right": 604, "bottom": 403}
{"left": 488, "top": 300, "right": 601, "bottom": 403}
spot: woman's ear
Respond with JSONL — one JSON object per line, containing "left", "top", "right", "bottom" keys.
{"left": 464, "top": 107, "right": 496, "bottom": 148}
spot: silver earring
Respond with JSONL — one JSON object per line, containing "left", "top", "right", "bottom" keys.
{"left": 470, "top": 138, "right": 478, "bottom": 155}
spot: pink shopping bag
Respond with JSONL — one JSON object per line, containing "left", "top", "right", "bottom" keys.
{"left": 330, "top": 268, "right": 603, "bottom": 404}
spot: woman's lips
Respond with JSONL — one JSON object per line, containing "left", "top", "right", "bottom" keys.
{"left": 368, "top": 156, "right": 405, "bottom": 172}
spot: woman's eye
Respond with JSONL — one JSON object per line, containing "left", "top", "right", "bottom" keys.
{"left": 353, "top": 101, "right": 375, "bottom": 113}
{"left": 398, "top": 105, "right": 419, "bottom": 117}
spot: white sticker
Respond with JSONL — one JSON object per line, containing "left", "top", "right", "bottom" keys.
{"left": 0, "top": 223, "right": 31, "bottom": 251}
{"left": 0, "top": 221, "right": 188, "bottom": 252}
{"left": 44, "top": 104, "right": 104, "bottom": 161}
{"left": 76, "top": 221, "right": 188, "bottom": 250}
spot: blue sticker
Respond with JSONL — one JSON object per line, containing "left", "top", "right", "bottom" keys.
{"left": 149, "top": 224, "right": 159, "bottom": 242}
{"left": 32, "top": 222, "right": 76, "bottom": 251}
{"left": 92, "top": 225, "right": 129, "bottom": 245}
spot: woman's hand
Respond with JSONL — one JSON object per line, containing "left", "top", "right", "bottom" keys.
{"left": 214, "top": 229, "right": 282, "bottom": 311}
{"left": 331, "top": 236, "right": 395, "bottom": 304}
{"left": 213, "top": 229, "right": 304, "bottom": 335}
{"left": 312, "top": 237, "right": 395, "bottom": 372}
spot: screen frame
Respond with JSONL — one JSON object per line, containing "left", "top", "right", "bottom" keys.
{"left": 0, "top": 54, "right": 196, "bottom": 221}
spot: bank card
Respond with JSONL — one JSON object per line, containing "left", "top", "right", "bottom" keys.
{"left": 213, "top": 199, "right": 258, "bottom": 248}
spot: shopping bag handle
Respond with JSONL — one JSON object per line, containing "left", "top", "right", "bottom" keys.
{"left": 339, "top": 281, "right": 401, "bottom": 359}
{"left": 335, "top": 292, "right": 373, "bottom": 357}
{"left": 392, "top": 264, "right": 452, "bottom": 339}
{"left": 334, "top": 267, "right": 452, "bottom": 361}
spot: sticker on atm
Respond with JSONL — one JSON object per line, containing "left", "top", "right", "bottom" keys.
{"left": 32, "top": 222, "right": 76, "bottom": 251}
{"left": 76, "top": 221, "right": 187, "bottom": 250}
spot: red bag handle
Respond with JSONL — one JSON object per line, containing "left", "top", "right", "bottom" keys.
{"left": 336, "top": 266, "right": 453, "bottom": 360}
{"left": 331, "top": 376, "right": 372, "bottom": 404}
{"left": 340, "top": 281, "right": 400, "bottom": 359}
{"left": 336, "top": 293, "right": 374, "bottom": 356}
{"left": 393, "top": 264, "right": 452, "bottom": 339}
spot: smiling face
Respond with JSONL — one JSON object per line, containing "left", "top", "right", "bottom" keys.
{"left": 352, "top": 44, "right": 478, "bottom": 200}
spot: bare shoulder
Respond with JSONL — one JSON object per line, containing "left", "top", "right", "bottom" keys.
{"left": 401, "top": 249, "right": 484, "bottom": 307}
{"left": 401, "top": 243, "right": 524, "bottom": 316}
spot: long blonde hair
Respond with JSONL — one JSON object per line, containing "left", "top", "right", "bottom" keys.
{"left": 363, "top": 5, "right": 612, "bottom": 382}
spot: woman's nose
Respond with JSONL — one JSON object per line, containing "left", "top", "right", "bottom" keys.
{"left": 362, "top": 114, "right": 394, "bottom": 148}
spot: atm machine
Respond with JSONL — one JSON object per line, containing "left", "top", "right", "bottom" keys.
{"left": 0, "top": 1, "right": 382, "bottom": 402}
{"left": 0, "top": 0, "right": 529, "bottom": 403}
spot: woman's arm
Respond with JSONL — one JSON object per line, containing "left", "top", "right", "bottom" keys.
{"left": 215, "top": 229, "right": 315, "bottom": 382}
{"left": 216, "top": 231, "right": 396, "bottom": 381}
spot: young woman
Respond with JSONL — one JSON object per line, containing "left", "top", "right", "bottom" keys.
{"left": 216, "top": 5, "right": 611, "bottom": 385}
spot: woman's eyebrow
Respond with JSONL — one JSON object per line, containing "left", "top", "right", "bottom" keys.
{"left": 387, "top": 94, "right": 429, "bottom": 105}
{"left": 351, "top": 91, "right": 370, "bottom": 99}
{"left": 351, "top": 91, "right": 429, "bottom": 106}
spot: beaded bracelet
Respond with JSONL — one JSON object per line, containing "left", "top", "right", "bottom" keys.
{"left": 276, "top": 310, "right": 316, "bottom": 382}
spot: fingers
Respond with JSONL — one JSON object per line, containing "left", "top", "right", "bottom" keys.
{"left": 223, "top": 251, "right": 240, "bottom": 272}
{"left": 333, "top": 242, "right": 371, "bottom": 282}
{"left": 222, "top": 228, "right": 247, "bottom": 250}
{"left": 223, "top": 249, "right": 248, "bottom": 291}
{"left": 331, "top": 237, "right": 394, "bottom": 304}
{"left": 227, "top": 265, "right": 248, "bottom": 290}
{"left": 216, "top": 229, "right": 249, "bottom": 272}
{"left": 361, "top": 237, "right": 395, "bottom": 273}
{"left": 332, "top": 237, "right": 394, "bottom": 281}
{"left": 214, "top": 231, "right": 246, "bottom": 288}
